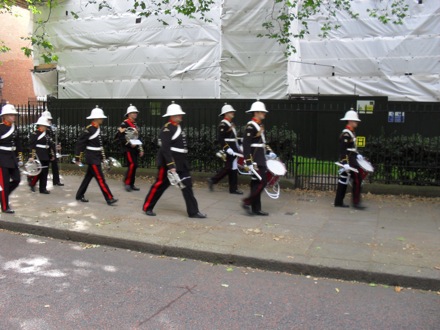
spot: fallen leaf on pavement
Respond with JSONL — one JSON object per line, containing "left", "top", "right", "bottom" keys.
{"left": 221, "top": 284, "right": 229, "bottom": 288}
{"left": 335, "top": 288, "right": 340, "bottom": 293}
{"left": 394, "top": 286, "right": 402, "bottom": 293}
{"left": 369, "top": 283, "right": 377, "bottom": 287}
{"left": 226, "top": 267, "right": 234, "bottom": 272}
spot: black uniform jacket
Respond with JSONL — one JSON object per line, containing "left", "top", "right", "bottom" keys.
{"left": 243, "top": 118, "right": 267, "bottom": 167}
{"left": 46, "top": 126, "right": 58, "bottom": 158}
{"left": 338, "top": 126, "right": 358, "bottom": 168}
{"left": 0, "top": 121, "right": 22, "bottom": 168}
{"left": 29, "top": 129, "right": 52, "bottom": 161}
{"left": 157, "top": 120, "right": 190, "bottom": 172}
{"left": 218, "top": 118, "right": 240, "bottom": 153}
{"left": 75, "top": 123, "right": 103, "bottom": 165}
{"left": 116, "top": 118, "right": 144, "bottom": 153}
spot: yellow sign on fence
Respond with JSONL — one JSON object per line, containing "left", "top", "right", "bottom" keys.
{"left": 357, "top": 136, "right": 366, "bottom": 148}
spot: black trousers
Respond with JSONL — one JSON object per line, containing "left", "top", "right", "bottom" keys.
{"left": 51, "top": 158, "right": 61, "bottom": 184}
{"left": 334, "top": 169, "right": 363, "bottom": 206}
{"left": 210, "top": 163, "right": 239, "bottom": 192}
{"left": 29, "top": 160, "right": 50, "bottom": 192}
{"left": 0, "top": 166, "right": 21, "bottom": 211}
{"left": 143, "top": 166, "right": 199, "bottom": 216}
{"left": 243, "top": 166, "right": 267, "bottom": 212}
{"left": 124, "top": 150, "right": 138, "bottom": 187}
{"left": 76, "top": 164, "right": 114, "bottom": 202}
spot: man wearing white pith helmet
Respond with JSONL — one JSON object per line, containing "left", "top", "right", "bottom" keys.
{"left": 41, "top": 110, "right": 64, "bottom": 187}
{"left": 242, "top": 100, "right": 274, "bottom": 216}
{"left": 334, "top": 108, "right": 365, "bottom": 209}
{"left": 28, "top": 116, "right": 54, "bottom": 194}
{"left": 0, "top": 104, "right": 23, "bottom": 213}
{"left": 207, "top": 103, "right": 243, "bottom": 195}
{"left": 142, "top": 101, "right": 206, "bottom": 218}
{"left": 74, "top": 106, "right": 118, "bottom": 206}
{"left": 116, "top": 104, "right": 144, "bottom": 192}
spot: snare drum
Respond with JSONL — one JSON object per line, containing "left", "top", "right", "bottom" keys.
{"left": 265, "top": 159, "right": 287, "bottom": 199}
{"left": 357, "top": 158, "right": 374, "bottom": 180}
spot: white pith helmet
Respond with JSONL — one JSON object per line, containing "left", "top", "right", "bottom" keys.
{"left": 1, "top": 103, "right": 19, "bottom": 116}
{"left": 219, "top": 103, "right": 236, "bottom": 117}
{"left": 35, "top": 116, "right": 51, "bottom": 127}
{"left": 125, "top": 104, "right": 139, "bottom": 117}
{"left": 246, "top": 100, "right": 268, "bottom": 113}
{"left": 340, "top": 108, "right": 361, "bottom": 122}
{"left": 41, "top": 110, "right": 53, "bottom": 120}
{"left": 87, "top": 106, "right": 107, "bottom": 119}
{"left": 163, "top": 101, "right": 186, "bottom": 117}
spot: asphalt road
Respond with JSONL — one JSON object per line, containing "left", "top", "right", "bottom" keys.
{"left": 0, "top": 230, "right": 438, "bottom": 330}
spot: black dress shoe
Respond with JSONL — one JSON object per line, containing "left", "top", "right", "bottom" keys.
{"left": 107, "top": 198, "right": 118, "bottom": 206}
{"left": 253, "top": 210, "right": 269, "bottom": 216}
{"left": 76, "top": 196, "right": 89, "bottom": 203}
{"left": 54, "top": 183, "right": 64, "bottom": 186}
{"left": 334, "top": 204, "right": 349, "bottom": 208}
{"left": 189, "top": 212, "right": 207, "bottom": 219}
{"left": 145, "top": 210, "right": 156, "bottom": 216}
{"left": 2, "top": 208, "right": 15, "bottom": 214}
{"left": 131, "top": 185, "right": 140, "bottom": 191}
{"left": 241, "top": 203, "right": 253, "bottom": 215}
{"left": 125, "top": 185, "right": 132, "bottom": 192}
{"left": 207, "top": 179, "right": 214, "bottom": 192}
{"left": 40, "top": 190, "right": 51, "bottom": 194}
{"left": 30, "top": 186, "right": 35, "bottom": 192}
{"left": 353, "top": 204, "right": 367, "bottom": 210}
{"left": 230, "top": 190, "right": 243, "bottom": 195}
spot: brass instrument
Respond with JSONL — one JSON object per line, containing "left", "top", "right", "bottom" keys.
{"left": 102, "top": 157, "right": 122, "bottom": 173}
{"left": 167, "top": 170, "right": 186, "bottom": 189}
{"left": 125, "top": 127, "right": 142, "bottom": 145}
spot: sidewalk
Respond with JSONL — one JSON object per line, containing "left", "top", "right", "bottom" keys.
{"left": 0, "top": 174, "right": 439, "bottom": 291}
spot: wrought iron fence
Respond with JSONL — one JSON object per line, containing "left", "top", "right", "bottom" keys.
{"left": 11, "top": 97, "right": 440, "bottom": 190}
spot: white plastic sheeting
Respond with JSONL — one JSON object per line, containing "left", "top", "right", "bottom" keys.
{"left": 288, "top": 1, "right": 440, "bottom": 101}
{"left": 33, "top": 1, "right": 439, "bottom": 101}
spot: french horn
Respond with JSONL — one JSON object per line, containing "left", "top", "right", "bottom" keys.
{"left": 21, "top": 157, "right": 47, "bottom": 176}
{"left": 102, "top": 157, "right": 122, "bottom": 173}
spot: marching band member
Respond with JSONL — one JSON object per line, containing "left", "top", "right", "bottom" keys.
{"left": 74, "top": 106, "right": 118, "bottom": 206}
{"left": 208, "top": 103, "right": 243, "bottom": 194}
{"left": 116, "top": 104, "right": 144, "bottom": 192}
{"left": 0, "top": 104, "right": 23, "bottom": 213}
{"left": 242, "top": 100, "right": 275, "bottom": 216}
{"left": 28, "top": 116, "right": 54, "bottom": 194}
{"left": 334, "top": 109, "right": 365, "bottom": 209}
{"left": 41, "top": 110, "right": 64, "bottom": 186}
{"left": 142, "top": 101, "right": 206, "bottom": 218}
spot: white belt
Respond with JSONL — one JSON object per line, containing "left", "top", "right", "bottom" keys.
{"left": 251, "top": 143, "right": 266, "bottom": 148}
{"left": 36, "top": 144, "right": 49, "bottom": 149}
{"left": 224, "top": 138, "right": 237, "bottom": 142}
{"left": 86, "top": 146, "right": 103, "bottom": 151}
{"left": 171, "top": 147, "right": 188, "bottom": 153}
{"left": 0, "top": 146, "right": 16, "bottom": 151}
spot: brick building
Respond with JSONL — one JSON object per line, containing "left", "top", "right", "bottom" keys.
{"left": 0, "top": 5, "right": 36, "bottom": 105}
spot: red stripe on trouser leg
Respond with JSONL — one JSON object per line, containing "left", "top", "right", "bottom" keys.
{"left": 0, "top": 170, "right": 6, "bottom": 211}
{"left": 143, "top": 167, "right": 165, "bottom": 211}
{"left": 92, "top": 164, "right": 112, "bottom": 200}
{"left": 125, "top": 152, "right": 134, "bottom": 185}
{"left": 30, "top": 175, "right": 39, "bottom": 186}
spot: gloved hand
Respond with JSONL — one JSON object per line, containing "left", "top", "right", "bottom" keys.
{"left": 246, "top": 164, "right": 254, "bottom": 172}
{"left": 18, "top": 161, "right": 23, "bottom": 167}
{"left": 226, "top": 148, "right": 235, "bottom": 156}
{"left": 357, "top": 154, "right": 364, "bottom": 160}
{"left": 268, "top": 152, "right": 277, "bottom": 160}
{"left": 343, "top": 164, "right": 351, "bottom": 171}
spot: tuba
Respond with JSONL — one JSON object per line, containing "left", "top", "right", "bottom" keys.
{"left": 102, "top": 157, "right": 122, "bottom": 173}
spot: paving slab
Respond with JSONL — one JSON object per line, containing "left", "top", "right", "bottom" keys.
{"left": 0, "top": 174, "right": 439, "bottom": 291}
